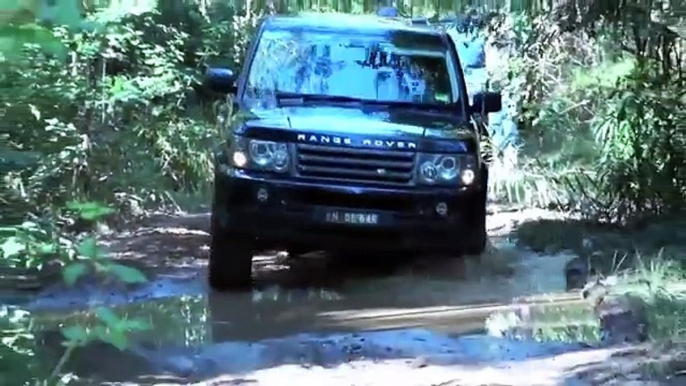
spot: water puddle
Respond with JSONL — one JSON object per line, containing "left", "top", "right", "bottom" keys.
{"left": 23, "top": 237, "right": 574, "bottom": 311}
{"left": 12, "top": 210, "right": 686, "bottom": 384}
{"left": 32, "top": 292, "right": 593, "bottom": 382}
{"left": 16, "top": 211, "right": 611, "bottom": 383}
{"left": 24, "top": 235, "right": 592, "bottom": 359}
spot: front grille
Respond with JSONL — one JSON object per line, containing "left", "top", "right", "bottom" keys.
{"left": 295, "top": 144, "right": 415, "bottom": 185}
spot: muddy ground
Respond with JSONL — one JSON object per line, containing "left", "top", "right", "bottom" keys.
{"left": 5, "top": 206, "right": 686, "bottom": 385}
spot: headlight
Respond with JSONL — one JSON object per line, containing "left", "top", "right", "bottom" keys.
{"left": 229, "top": 137, "right": 290, "bottom": 173}
{"left": 417, "top": 153, "right": 477, "bottom": 185}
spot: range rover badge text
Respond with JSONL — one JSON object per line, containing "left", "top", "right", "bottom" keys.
{"left": 297, "top": 134, "right": 417, "bottom": 149}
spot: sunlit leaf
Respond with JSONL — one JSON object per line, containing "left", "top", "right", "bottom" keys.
{"left": 104, "top": 328, "right": 129, "bottom": 351}
{"left": 77, "top": 236, "right": 101, "bottom": 259}
{"left": 90, "top": 325, "right": 109, "bottom": 344}
{"left": 94, "top": 306, "right": 120, "bottom": 326}
{"left": 61, "top": 325, "right": 89, "bottom": 344}
{"left": 107, "top": 263, "right": 146, "bottom": 284}
{"left": 121, "top": 317, "right": 151, "bottom": 332}
{"left": 92, "top": 261, "right": 107, "bottom": 273}
{"left": 1, "top": 236, "right": 25, "bottom": 258}
{"left": 19, "top": 221, "right": 38, "bottom": 230}
{"left": 62, "top": 262, "right": 87, "bottom": 286}
{"left": 36, "top": 241, "right": 57, "bottom": 255}
{"left": 28, "top": 104, "right": 40, "bottom": 120}
{"left": 66, "top": 201, "right": 116, "bottom": 221}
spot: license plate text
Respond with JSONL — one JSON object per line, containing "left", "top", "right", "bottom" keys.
{"left": 325, "top": 211, "right": 379, "bottom": 225}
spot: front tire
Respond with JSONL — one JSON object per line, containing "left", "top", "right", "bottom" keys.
{"left": 464, "top": 222, "right": 487, "bottom": 256}
{"left": 209, "top": 217, "right": 253, "bottom": 290}
{"left": 464, "top": 177, "right": 488, "bottom": 256}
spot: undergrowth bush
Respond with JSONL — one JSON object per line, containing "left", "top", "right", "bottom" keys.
{"left": 1, "top": 3, "right": 264, "bottom": 383}
{"left": 1, "top": 2, "right": 264, "bottom": 222}
{"left": 484, "top": 8, "right": 685, "bottom": 224}
{"left": 0, "top": 202, "right": 150, "bottom": 385}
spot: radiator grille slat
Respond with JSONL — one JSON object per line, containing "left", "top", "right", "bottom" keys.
{"left": 296, "top": 144, "right": 415, "bottom": 185}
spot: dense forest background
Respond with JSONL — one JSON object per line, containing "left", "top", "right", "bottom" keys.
{"left": 2, "top": 0, "right": 684, "bottom": 224}
{"left": 0, "top": 0, "right": 684, "bottom": 384}
{"left": 2, "top": 0, "right": 684, "bottom": 226}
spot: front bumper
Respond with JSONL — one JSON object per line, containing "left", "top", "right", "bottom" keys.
{"left": 213, "top": 169, "right": 485, "bottom": 253}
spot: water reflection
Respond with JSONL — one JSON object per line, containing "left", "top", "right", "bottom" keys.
{"left": 30, "top": 286, "right": 351, "bottom": 347}
{"left": 32, "top": 287, "right": 596, "bottom": 352}
{"left": 245, "top": 26, "right": 457, "bottom": 109}
{"left": 28, "top": 240, "right": 590, "bottom": 348}
{"left": 31, "top": 295, "right": 211, "bottom": 347}
{"left": 28, "top": 286, "right": 598, "bottom": 383}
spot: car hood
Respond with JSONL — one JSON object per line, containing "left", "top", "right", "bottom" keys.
{"left": 236, "top": 106, "right": 476, "bottom": 143}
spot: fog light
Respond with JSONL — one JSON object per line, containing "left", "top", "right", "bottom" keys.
{"left": 256, "top": 187, "right": 269, "bottom": 203}
{"left": 232, "top": 151, "right": 247, "bottom": 167}
{"left": 461, "top": 169, "right": 475, "bottom": 185}
{"left": 435, "top": 202, "right": 448, "bottom": 216}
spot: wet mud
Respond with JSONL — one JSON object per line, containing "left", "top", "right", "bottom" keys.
{"left": 7, "top": 208, "right": 682, "bottom": 385}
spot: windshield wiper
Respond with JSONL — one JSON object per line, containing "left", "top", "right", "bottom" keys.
{"left": 275, "top": 92, "right": 365, "bottom": 106}
{"left": 274, "top": 92, "right": 455, "bottom": 112}
{"left": 380, "top": 100, "right": 455, "bottom": 112}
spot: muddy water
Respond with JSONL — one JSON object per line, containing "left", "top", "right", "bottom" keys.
{"left": 30, "top": 236, "right": 577, "bottom": 339}
{"left": 18, "top": 209, "right": 616, "bottom": 384}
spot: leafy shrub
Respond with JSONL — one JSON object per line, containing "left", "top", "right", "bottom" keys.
{"left": 1, "top": 3, "right": 264, "bottom": 220}
{"left": 484, "top": 7, "right": 685, "bottom": 222}
{"left": 0, "top": 201, "right": 150, "bottom": 385}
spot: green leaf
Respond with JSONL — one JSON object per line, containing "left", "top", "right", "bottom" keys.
{"left": 77, "top": 237, "right": 104, "bottom": 259}
{"left": 1, "top": 236, "right": 25, "bottom": 258}
{"left": 62, "top": 262, "right": 87, "bottom": 286}
{"left": 121, "top": 318, "right": 151, "bottom": 332}
{"left": 104, "top": 329, "right": 129, "bottom": 351}
{"left": 94, "top": 307, "right": 120, "bottom": 327}
{"left": 61, "top": 325, "right": 89, "bottom": 345}
{"left": 80, "top": 208, "right": 115, "bottom": 221}
{"left": 91, "top": 325, "right": 108, "bottom": 341}
{"left": 107, "top": 263, "right": 147, "bottom": 284}
{"left": 0, "top": 226, "right": 17, "bottom": 236}
{"left": 92, "top": 261, "right": 107, "bottom": 273}
{"left": 66, "top": 201, "right": 115, "bottom": 221}
{"left": 36, "top": 241, "right": 57, "bottom": 255}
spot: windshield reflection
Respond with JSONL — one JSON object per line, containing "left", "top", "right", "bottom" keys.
{"left": 244, "top": 29, "right": 458, "bottom": 109}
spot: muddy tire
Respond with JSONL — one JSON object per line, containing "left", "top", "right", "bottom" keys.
{"left": 464, "top": 184, "right": 488, "bottom": 256}
{"left": 464, "top": 221, "right": 486, "bottom": 256}
{"left": 209, "top": 220, "right": 253, "bottom": 291}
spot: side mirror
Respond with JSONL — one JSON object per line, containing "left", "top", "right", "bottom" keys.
{"left": 205, "top": 67, "right": 237, "bottom": 94}
{"left": 471, "top": 91, "right": 502, "bottom": 114}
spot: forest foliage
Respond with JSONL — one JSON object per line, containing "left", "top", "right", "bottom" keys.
{"left": 1, "top": 0, "right": 683, "bottom": 224}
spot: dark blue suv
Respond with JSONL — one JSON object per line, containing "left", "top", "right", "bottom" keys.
{"left": 205, "top": 12, "right": 502, "bottom": 289}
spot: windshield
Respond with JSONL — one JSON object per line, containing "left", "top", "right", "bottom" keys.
{"left": 243, "top": 28, "right": 458, "bottom": 109}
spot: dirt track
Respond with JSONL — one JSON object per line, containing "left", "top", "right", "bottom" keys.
{"left": 8, "top": 207, "right": 683, "bottom": 385}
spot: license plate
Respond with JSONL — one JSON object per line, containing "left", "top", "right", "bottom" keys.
{"left": 324, "top": 210, "right": 380, "bottom": 225}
